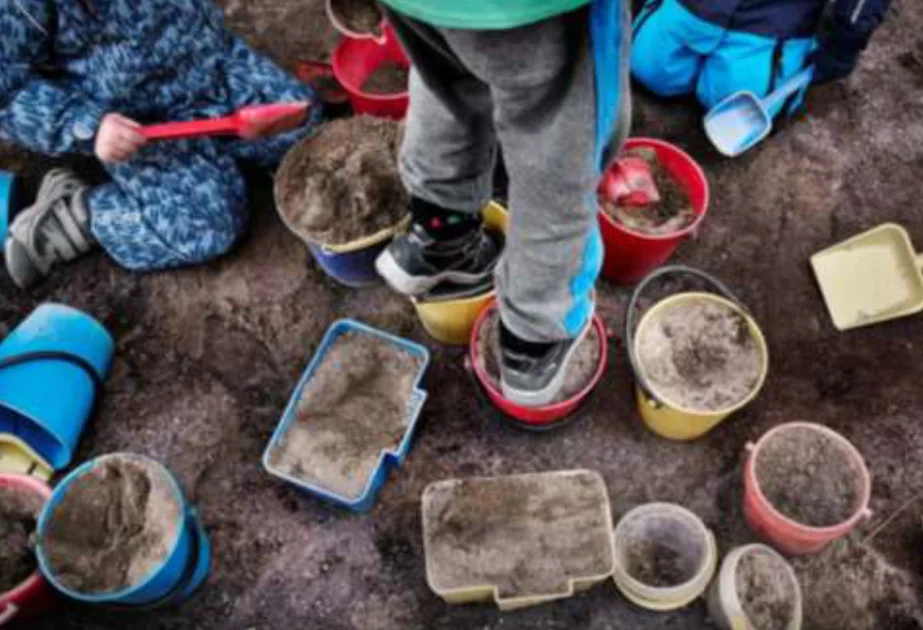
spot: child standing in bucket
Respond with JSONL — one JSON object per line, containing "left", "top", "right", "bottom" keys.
{"left": 0, "top": 0, "right": 322, "bottom": 289}
{"left": 371, "top": 0, "right": 631, "bottom": 406}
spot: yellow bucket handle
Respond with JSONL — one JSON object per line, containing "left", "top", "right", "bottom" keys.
{"left": 625, "top": 265, "right": 746, "bottom": 404}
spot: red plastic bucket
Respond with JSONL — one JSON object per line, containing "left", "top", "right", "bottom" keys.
{"left": 743, "top": 422, "right": 873, "bottom": 556}
{"left": 598, "top": 138, "right": 709, "bottom": 285}
{"left": 332, "top": 27, "right": 409, "bottom": 119}
{"left": 468, "top": 302, "right": 608, "bottom": 428}
{"left": 0, "top": 474, "right": 55, "bottom": 626}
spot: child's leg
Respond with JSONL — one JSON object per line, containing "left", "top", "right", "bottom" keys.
{"left": 89, "top": 141, "right": 248, "bottom": 271}
{"left": 220, "top": 38, "right": 323, "bottom": 168}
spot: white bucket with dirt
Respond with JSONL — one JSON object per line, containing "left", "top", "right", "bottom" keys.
{"left": 707, "top": 544, "right": 802, "bottom": 630}
{"left": 612, "top": 502, "right": 718, "bottom": 611}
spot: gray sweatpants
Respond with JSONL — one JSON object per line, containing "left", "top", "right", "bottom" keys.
{"left": 385, "top": 4, "right": 631, "bottom": 342}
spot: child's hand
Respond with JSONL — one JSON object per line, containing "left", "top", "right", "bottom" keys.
{"left": 95, "top": 113, "right": 147, "bottom": 163}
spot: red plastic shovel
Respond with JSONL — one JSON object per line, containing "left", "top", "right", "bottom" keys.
{"left": 599, "top": 156, "right": 661, "bottom": 207}
{"left": 140, "top": 102, "right": 310, "bottom": 142}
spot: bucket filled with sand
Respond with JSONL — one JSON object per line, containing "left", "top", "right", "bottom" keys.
{"left": 35, "top": 454, "right": 211, "bottom": 607}
{"left": 275, "top": 116, "right": 410, "bottom": 288}
{"left": 744, "top": 422, "right": 872, "bottom": 555}
{"left": 626, "top": 265, "right": 769, "bottom": 441}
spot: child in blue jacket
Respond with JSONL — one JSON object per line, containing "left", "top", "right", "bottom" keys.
{"left": 1, "top": 0, "right": 321, "bottom": 288}
{"left": 631, "top": 0, "right": 893, "bottom": 119}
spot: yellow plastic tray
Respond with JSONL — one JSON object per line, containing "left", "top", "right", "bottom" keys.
{"left": 811, "top": 223, "right": 923, "bottom": 330}
{"left": 0, "top": 433, "right": 53, "bottom": 481}
{"left": 421, "top": 469, "right": 615, "bottom": 612}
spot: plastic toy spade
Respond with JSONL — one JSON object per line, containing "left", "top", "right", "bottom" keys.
{"left": 704, "top": 67, "right": 813, "bottom": 157}
{"left": 599, "top": 156, "right": 661, "bottom": 207}
{"left": 141, "top": 103, "right": 310, "bottom": 141}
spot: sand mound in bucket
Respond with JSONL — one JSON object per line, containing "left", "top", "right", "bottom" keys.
{"left": 623, "top": 518, "right": 704, "bottom": 588}
{"left": 329, "top": 0, "right": 383, "bottom": 36}
{"left": 361, "top": 61, "right": 409, "bottom": 95}
{"left": 275, "top": 116, "right": 408, "bottom": 246}
{"left": 756, "top": 426, "right": 860, "bottom": 527}
{"left": 0, "top": 487, "right": 43, "bottom": 592}
{"left": 638, "top": 299, "right": 762, "bottom": 412}
{"left": 736, "top": 550, "right": 797, "bottom": 630}
{"left": 42, "top": 456, "right": 181, "bottom": 594}
{"left": 267, "top": 332, "right": 423, "bottom": 499}
{"left": 476, "top": 309, "right": 601, "bottom": 404}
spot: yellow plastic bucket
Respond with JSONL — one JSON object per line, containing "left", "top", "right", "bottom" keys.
{"left": 626, "top": 266, "right": 769, "bottom": 441}
{"left": 412, "top": 202, "right": 508, "bottom": 345}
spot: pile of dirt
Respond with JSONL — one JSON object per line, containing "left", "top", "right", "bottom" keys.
{"left": 267, "top": 332, "right": 424, "bottom": 499}
{"left": 736, "top": 550, "right": 798, "bottom": 630}
{"left": 422, "top": 471, "right": 613, "bottom": 599}
{"left": 41, "top": 456, "right": 181, "bottom": 594}
{"left": 275, "top": 116, "right": 409, "bottom": 246}
{"left": 476, "top": 309, "right": 601, "bottom": 404}
{"left": 0, "top": 487, "right": 43, "bottom": 592}
{"left": 329, "top": 0, "right": 383, "bottom": 36}
{"left": 637, "top": 299, "right": 763, "bottom": 412}
{"left": 600, "top": 147, "right": 697, "bottom": 235}
{"left": 361, "top": 61, "right": 410, "bottom": 95}
{"left": 755, "top": 426, "right": 861, "bottom": 527}
{"left": 622, "top": 517, "right": 704, "bottom": 587}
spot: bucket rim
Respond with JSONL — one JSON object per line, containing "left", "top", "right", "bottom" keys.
{"left": 632, "top": 291, "right": 769, "bottom": 417}
{"left": 35, "top": 453, "right": 189, "bottom": 603}
{"left": 0, "top": 473, "right": 52, "bottom": 601}
{"left": 598, "top": 137, "right": 710, "bottom": 242}
{"left": 612, "top": 502, "right": 718, "bottom": 609}
{"left": 715, "top": 543, "right": 803, "bottom": 630}
{"left": 746, "top": 421, "right": 873, "bottom": 534}
{"left": 468, "top": 302, "right": 608, "bottom": 420}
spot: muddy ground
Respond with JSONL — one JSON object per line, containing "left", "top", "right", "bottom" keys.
{"left": 3, "top": 0, "right": 922, "bottom": 628}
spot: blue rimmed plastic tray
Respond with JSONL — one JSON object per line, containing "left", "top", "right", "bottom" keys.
{"left": 263, "top": 319, "right": 429, "bottom": 512}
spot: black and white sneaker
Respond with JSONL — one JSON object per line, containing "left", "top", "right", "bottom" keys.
{"left": 499, "top": 313, "right": 594, "bottom": 408}
{"left": 376, "top": 222, "right": 502, "bottom": 296}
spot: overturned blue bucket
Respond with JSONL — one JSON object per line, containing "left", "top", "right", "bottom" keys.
{"left": 0, "top": 303, "right": 114, "bottom": 469}
{"left": 35, "top": 453, "right": 211, "bottom": 607}
{"left": 0, "top": 170, "right": 17, "bottom": 251}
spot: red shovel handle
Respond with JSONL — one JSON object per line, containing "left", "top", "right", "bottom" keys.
{"left": 141, "top": 117, "right": 238, "bottom": 141}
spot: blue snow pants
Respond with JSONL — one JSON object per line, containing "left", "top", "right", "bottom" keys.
{"left": 88, "top": 39, "right": 319, "bottom": 271}
{"left": 630, "top": 0, "right": 816, "bottom": 117}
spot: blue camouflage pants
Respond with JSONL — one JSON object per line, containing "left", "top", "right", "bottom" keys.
{"left": 88, "top": 40, "right": 319, "bottom": 271}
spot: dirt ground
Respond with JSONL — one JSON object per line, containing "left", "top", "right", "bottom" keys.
{"left": 3, "top": 0, "right": 923, "bottom": 628}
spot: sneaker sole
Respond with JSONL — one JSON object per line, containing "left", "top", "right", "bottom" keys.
{"left": 375, "top": 248, "right": 496, "bottom": 297}
{"left": 500, "top": 315, "right": 595, "bottom": 408}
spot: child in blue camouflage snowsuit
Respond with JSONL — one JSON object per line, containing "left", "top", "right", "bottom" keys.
{"left": 1, "top": 0, "right": 322, "bottom": 288}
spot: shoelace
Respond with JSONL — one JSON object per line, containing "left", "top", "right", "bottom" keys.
{"left": 14, "top": 170, "right": 92, "bottom": 273}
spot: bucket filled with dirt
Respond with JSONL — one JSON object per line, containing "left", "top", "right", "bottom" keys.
{"left": 744, "top": 422, "right": 872, "bottom": 555}
{"left": 332, "top": 24, "right": 410, "bottom": 119}
{"left": 0, "top": 473, "right": 54, "bottom": 625}
{"left": 598, "top": 138, "right": 709, "bottom": 285}
{"left": 275, "top": 116, "right": 409, "bottom": 287}
{"left": 35, "top": 454, "right": 211, "bottom": 607}
{"left": 627, "top": 266, "right": 768, "bottom": 441}
{"left": 264, "top": 320, "right": 429, "bottom": 512}
{"left": 412, "top": 202, "right": 508, "bottom": 345}
{"left": 468, "top": 302, "right": 608, "bottom": 429}
{"left": 708, "top": 544, "right": 802, "bottom": 630}
{"left": 422, "top": 470, "right": 615, "bottom": 611}
{"left": 612, "top": 502, "right": 717, "bottom": 611}
{"left": 326, "top": 0, "right": 385, "bottom": 41}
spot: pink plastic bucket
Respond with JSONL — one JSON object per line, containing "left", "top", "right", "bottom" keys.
{"left": 743, "top": 422, "right": 873, "bottom": 555}
{"left": 332, "top": 26, "right": 409, "bottom": 120}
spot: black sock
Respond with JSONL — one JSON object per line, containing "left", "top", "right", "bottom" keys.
{"left": 411, "top": 197, "right": 481, "bottom": 241}
{"left": 500, "top": 320, "right": 554, "bottom": 358}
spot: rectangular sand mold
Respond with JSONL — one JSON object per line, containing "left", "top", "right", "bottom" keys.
{"left": 421, "top": 469, "right": 616, "bottom": 611}
{"left": 263, "top": 319, "right": 429, "bottom": 513}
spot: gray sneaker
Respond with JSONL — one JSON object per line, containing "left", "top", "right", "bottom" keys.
{"left": 499, "top": 310, "right": 594, "bottom": 408}
{"left": 5, "top": 169, "right": 95, "bottom": 289}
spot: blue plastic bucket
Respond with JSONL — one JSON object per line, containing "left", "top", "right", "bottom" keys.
{"left": 0, "top": 304, "right": 114, "bottom": 469}
{"left": 307, "top": 237, "right": 391, "bottom": 289}
{"left": 35, "top": 453, "right": 211, "bottom": 607}
{"left": 0, "top": 170, "right": 17, "bottom": 251}
{"left": 263, "top": 319, "right": 429, "bottom": 512}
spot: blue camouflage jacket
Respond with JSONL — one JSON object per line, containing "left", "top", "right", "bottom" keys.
{"left": 1, "top": 0, "right": 255, "bottom": 155}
